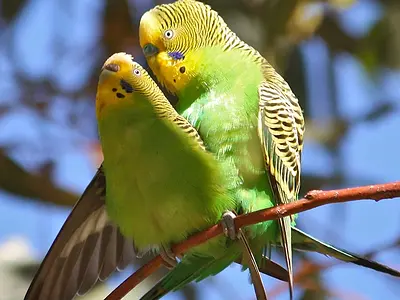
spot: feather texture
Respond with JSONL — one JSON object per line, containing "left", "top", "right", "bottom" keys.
{"left": 140, "top": 1, "right": 304, "bottom": 297}
{"left": 24, "top": 167, "right": 138, "bottom": 300}
{"left": 26, "top": 52, "right": 217, "bottom": 300}
{"left": 139, "top": 2, "right": 398, "bottom": 299}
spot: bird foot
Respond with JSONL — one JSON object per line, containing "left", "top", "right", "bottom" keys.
{"left": 222, "top": 211, "right": 268, "bottom": 299}
{"left": 135, "top": 249, "right": 146, "bottom": 259}
{"left": 160, "top": 245, "right": 178, "bottom": 269}
{"left": 221, "top": 210, "right": 238, "bottom": 240}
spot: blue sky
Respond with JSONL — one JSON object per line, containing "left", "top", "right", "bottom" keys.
{"left": 0, "top": 0, "right": 399, "bottom": 299}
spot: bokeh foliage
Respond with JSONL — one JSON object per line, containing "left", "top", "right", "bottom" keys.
{"left": 0, "top": 0, "right": 399, "bottom": 299}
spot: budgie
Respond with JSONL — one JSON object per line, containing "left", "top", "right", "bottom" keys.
{"left": 25, "top": 52, "right": 285, "bottom": 300}
{"left": 138, "top": 0, "right": 400, "bottom": 299}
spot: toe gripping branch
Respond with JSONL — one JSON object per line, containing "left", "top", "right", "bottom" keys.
{"left": 159, "top": 245, "right": 178, "bottom": 269}
{"left": 221, "top": 211, "right": 268, "bottom": 300}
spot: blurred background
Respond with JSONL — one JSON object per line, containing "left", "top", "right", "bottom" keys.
{"left": 0, "top": 0, "right": 399, "bottom": 299}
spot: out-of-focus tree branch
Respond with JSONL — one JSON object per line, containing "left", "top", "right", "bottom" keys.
{"left": 0, "top": 149, "right": 77, "bottom": 207}
{"left": 317, "top": 14, "right": 360, "bottom": 53}
{"left": 1, "top": 1, "right": 400, "bottom": 299}
{"left": 0, "top": 0, "right": 28, "bottom": 23}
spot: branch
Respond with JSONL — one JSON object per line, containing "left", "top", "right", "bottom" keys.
{"left": 317, "top": 14, "right": 360, "bottom": 54}
{"left": 105, "top": 181, "right": 400, "bottom": 300}
{"left": 0, "top": 150, "right": 78, "bottom": 207}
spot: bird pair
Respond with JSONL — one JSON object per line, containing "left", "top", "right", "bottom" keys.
{"left": 25, "top": 1, "right": 400, "bottom": 300}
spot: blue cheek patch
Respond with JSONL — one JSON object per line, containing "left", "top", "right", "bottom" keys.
{"left": 168, "top": 51, "right": 185, "bottom": 60}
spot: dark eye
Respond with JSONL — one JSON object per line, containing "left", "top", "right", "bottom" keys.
{"left": 133, "top": 69, "right": 141, "bottom": 76}
{"left": 164, "top": 29, "right": 174, "bottom": 40}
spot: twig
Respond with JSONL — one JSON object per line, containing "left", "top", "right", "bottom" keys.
{"left": 105, "top": 181, "right": 400, "bottom": 300}
{"left": 0, "top": 150, "right": 78, "bottom": 206}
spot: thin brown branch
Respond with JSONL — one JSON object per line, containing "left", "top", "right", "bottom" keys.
{"left": 105, "top": 181, "right": 400, "bottom": 300}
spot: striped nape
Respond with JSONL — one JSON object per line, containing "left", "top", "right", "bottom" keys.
{"left": 150, "top": 0, "right": 271, "bottom": 71}
{"left": 144, "top": 85, "right": 205, "bottom": 150}
{"left": 172, "top": 115, "right": 206, "bottom": 150}
{"left": 100, "top": 52, "right": 205, "bottom": 150}
{"left": 134, "top": 62, "right": 205, "bottom": 149}
{"left": 148, "top": 0, "right": 304, "bottom": 131}
{"left": 146, "top": 0, "right": 305, "bottom": 182}
{"left": 151, "top": 0, "right": 236, "bottom": 53}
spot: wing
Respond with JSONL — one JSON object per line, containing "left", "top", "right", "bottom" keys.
{"left": 257, "top": 79, "right": 304, "bottom": 207}
{"left": 257, "top": 78, "right": 304, "bottom": 300}
{"left": 24, "top": 165, "right": 139, "bottom": 300}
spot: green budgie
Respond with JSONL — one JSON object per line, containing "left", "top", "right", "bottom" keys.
{"left": 139, "top": 0, "right": 400, "bottom": 299}
{"left": 25, "top": 52, "right": 286, "bottom": 300}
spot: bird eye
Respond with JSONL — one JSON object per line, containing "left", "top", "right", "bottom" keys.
{"left": 133, "top": 69, "right": 141, "bottom": 76}
{"left": 164, "top": 29, "right": 174, "bottom": 40}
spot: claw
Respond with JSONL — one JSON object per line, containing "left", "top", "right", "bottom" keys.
{"left": 135, "top": 250, "right": 145, "bottom": 259}
{"left": 134, "top": 245, "right": 147, "bottom": 259}
{"left": 160, "top": 245, "right": 178, "bottom": 269}
{"left": 221, "top": 210, "right": 238, "bottom": 240}
{"left": 221, "top": 211, "right": 268, "bottom": 298}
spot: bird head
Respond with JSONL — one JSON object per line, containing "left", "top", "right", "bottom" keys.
{"left": 96, "top": 52, "right": 157, "bottom": 119}
{"left": 139, "top": 0, "right": 226, "bottom": 94}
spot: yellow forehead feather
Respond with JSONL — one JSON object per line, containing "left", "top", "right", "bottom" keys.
{"left": 139, "top": 11, "right": 163, "bottom": 49}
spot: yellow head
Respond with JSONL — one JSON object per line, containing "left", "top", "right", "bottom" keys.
{"left": 96, "top": 52, "right": 161, "bottom": 120}
{"left": 139, "top": 0, "right": 228, "bottom": 94}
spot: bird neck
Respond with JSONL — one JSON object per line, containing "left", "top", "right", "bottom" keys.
{"left": 175, "top": 47, "right": 260, "bottom": 113}
{"left": 98, "top": 96, "right": 155, "bottom": 144}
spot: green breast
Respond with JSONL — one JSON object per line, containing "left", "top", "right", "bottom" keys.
{"left": 178, "top": 47, "right": 268, "bottom": 188}
{"left": 97, "top": 102, "right": 235, "bottom": 250}
{"left": 177, "top": 47, "right": 277, "bottom": 238}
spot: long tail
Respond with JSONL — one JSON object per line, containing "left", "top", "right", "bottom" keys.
{"left": 278, "top": 216, "right": 294, "bottom": 299}
{"left": 237, "top": 229, "right": 267, "bottom": 300}
{"left": 291, "top": 227, "right": 400, "bottom": 277}
{"left": 140, "top": 249, "right": 239, "bottom": 300}
{"left": 142, "top": 244, "right": 290, "bottom": 300}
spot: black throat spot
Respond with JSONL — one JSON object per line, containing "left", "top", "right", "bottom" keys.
{"left": 120, "top": 79, "right": 134, "bottom": 93}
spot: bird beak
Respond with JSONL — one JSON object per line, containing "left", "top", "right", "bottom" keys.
{"left": 143, "top": 43, "right": 159, "bottom": 58}
{"left": 101, "top": 63, "right": 120, "bottom": 73}
{"left": 139, "top": 10, "right": 162, "bottom": 58}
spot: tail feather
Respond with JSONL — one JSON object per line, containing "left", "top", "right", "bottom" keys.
{"left": 279, "top": 217, "right": 294, "bottom": 299}
{"left": 237, "top": 229, "right": 267, "bottom": 300}
{"left": 291, "top": 227, "right": 400, "bottom": 277}
{"left": 235, "top": 255, "right": 289, "bottom": 282}
{"left": 141, "top": 249, "right": 239, "bottom": 300}
{"left": 178, "top": 252, "right": 238, "bottom": 290}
